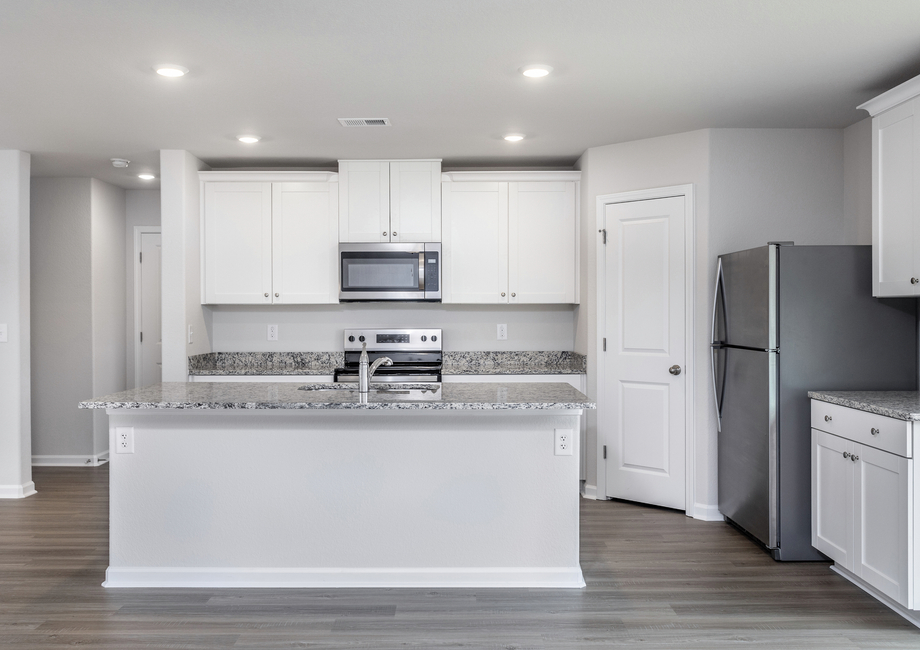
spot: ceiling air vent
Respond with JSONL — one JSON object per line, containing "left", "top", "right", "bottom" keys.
{"left": 338, "top": 118, "right": 391, "bottom": 127}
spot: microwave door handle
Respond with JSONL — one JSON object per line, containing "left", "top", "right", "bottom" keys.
{"left": 418, "top": 252, "right": 425, "bottom": 292}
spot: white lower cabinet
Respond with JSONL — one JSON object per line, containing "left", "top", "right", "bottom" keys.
{"left": 811, "top": 401, "right": 915, "bottom": 614}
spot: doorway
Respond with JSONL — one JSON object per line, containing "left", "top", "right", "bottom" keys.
{"left": 596, "top": 186, "right": 695, "bottom": 511}
{"left": 134, "top": 227, "right": 162, "bottom": 388}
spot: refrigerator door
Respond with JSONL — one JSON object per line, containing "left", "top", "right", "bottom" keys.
{"left": 718, "top": 346, "right": 777, "bottom": 548}
{"left": 719, "top": 246, "right": 776, "bottom": 350}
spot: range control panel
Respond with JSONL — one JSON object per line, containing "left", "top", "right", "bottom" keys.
{"left": 343, "top": 328, "right": 442, "bottom": 352}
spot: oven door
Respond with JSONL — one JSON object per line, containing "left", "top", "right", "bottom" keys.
{"left": 339, "top": 243, "right": 439, "bottom": 301}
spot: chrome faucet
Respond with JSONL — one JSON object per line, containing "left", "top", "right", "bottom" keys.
{"left": 358, "top": 341, "right": 392, "bottom": 393}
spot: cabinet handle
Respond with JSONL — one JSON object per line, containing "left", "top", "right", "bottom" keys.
{"left": 843, "top": 451, "right": 850, "bottom": 459}
{"left": 264, "top": 293, "right": 269, "bottom": 298}
{"left": 383, "top": 231, "right": 388, "bottom": 237}
{"left": 870, "top": 427, "right": 880, "bottom": 436}
{"left": 511, "top": 292, "right": 516, "bottom": 298}
{"left": 392, "top": 231, "right": 397, "bottom": 237}
{"left": 912, "top": 277, "right": 919, "bottom": 285}
{"left": 851, "top": 454, "right": 859, "bottom": 462}
{"left": 501, "top": 292, "right": 506, "bottom": 297}
{"left": 275, "top": 293, "right": 279, "bottom": 298}
{"left": 824, "top": 415, "right": 832, "bottom": 422}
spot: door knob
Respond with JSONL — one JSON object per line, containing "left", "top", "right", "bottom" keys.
{"left": 669, "top": 365, "right": 682, "bottom": 375}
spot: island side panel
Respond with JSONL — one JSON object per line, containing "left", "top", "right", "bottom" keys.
{"left": 105, "top": 409, "right": 583, "bottom": 588}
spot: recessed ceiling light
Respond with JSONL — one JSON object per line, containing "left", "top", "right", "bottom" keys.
{"left": 155, "top": 64, "right": 189, "bottom": 77}
{"left": 237, "top": 135, "right": 261, "bottom": 144}
{"left": 503, "top": 134, "right": 525, "bottom": 142}
{"left": 521, "top": 64, "right": 553, "bottom": 78}
{"left": 111, "top": 158, "right": 130, "bottom": 168}
{"left": 138, "top": 173, "right": 156, "bottom": 180}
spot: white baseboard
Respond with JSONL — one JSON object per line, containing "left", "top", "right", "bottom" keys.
{"left": 0, "top": 481, "right": 37, "bottom": 499}
{"left": 580, "top": 483, "right": 598, "bottom": 500}
{"left": 33, "top": 452, "right": 109, "bottom": 467}
{"left": 830, "top": 564, "right": 920, "bottom": 629}
{"left": 103, "top": 566, "right": 587, "bottom": 589}
{"left": 690, "top": 502, "right": 724, "bottom": 521}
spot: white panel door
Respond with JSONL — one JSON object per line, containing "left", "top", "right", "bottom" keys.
{"left": 604, "top": 196, "right": 686, "bottom": 509}
{"left": 390, "top": 161, "right": 441, "bottom": 242}
{"left": 442, "top": 181, "right": 509, "bottom": 303}
{"left": 875, "top": 98, "right": 920, "bottom": 296}
{"left": 508, "top": 181, "right": 576, "bottom": 303}
{"left": 339, "top": 161, "right": 390, "bottom": 242}
{"left": 138, "top": 232, "right": 162, "bottom": 387}
{"left": 203, "top": 182, "right": 272, "bottom": 304}
{"left": 854, "top": 443, "right": 910, "bottom": 606}
{"left": 272, "top": 182, "right": 339, "bottom": 304}
{"left": 811, "top": 429, "right": 854, "bottom": 568}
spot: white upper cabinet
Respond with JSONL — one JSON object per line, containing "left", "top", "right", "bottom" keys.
{"left": 201, "top": 172, "right": 339, "bottom": 305}
{"left": 339, "top": 160, "right": 441, "bottom": 242}
{"left": 859, "top": 75, "right": 920, "bottom": 297}
{"left": 442, "top": 172, "right": 579, "bottom": 304}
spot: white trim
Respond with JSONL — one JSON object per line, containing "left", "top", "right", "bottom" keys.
{"left": 0, "top": 482, "right": 37, "bottom": 499}
{"left": 198, "top": 171, "right": 338, "bottom": 183}
{"left": 690, "top": 503, "right": 724, "bottom": 522}
{"left": 595, "top": 184, "right": 697, "bottom": 516}
{"left": 857, "top": 73, "right": 920, "bottom": 116}
{"left": 103, "top": 566, "right": 586, "bottom": 589}
{"left": 441, "top": 170, "right": 581, "bottom": 183}
{"left": 32, "top": 453, "right": 109, "bottom": 467}
{"left": 581, "top": 483, "right": 599, "bottom": 500}
{"left": 134, "top": 226, "right": 161, "bottom": 388}
{"left": 830, "top": 564, "right": 920, "bottom": 629}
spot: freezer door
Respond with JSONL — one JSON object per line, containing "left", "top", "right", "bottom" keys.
{"left": 718, "top": 347, "right": 777, "bottom": 548}
{"left": 719, "top": 246, "right": 775, "bottom": 350}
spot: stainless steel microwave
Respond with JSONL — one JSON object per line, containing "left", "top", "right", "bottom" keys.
{"left": 339, "top": 243, "right": 441, "bottom": 302}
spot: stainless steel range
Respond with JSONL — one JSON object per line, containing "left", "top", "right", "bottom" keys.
{"left": 334, "top": 328, "right": 442, "bottom": 383}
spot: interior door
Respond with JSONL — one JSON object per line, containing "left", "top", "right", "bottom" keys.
{"left": 138, "top": 232, "right": 162, "bottom": 387}
{"left": 604, "top": 196, "right": 686, "bottom": 509}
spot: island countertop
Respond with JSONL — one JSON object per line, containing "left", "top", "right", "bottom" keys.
{"left": 80, "top": 381, "right": 596, "bottom": 411}
{"left": 808, "top": 390, "right": 920, "bottom": 421}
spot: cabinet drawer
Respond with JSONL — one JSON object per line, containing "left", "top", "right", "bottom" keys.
{"left": 811, "top": 401, "right": 911, "bottom": 458}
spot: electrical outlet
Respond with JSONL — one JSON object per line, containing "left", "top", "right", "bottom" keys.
{"left": 188, "top": 324, "right": 194, "bottom": 344}
{"left": 554, "top": 428, "right": 574, "bottom": 456}
{"left": 115, "top": 427, "right": 134, "bottom": 454}
{"left": 267, "top": 324, "right": 278, "bottom": 341}
{"left": 497, "top": 324, "right": 507, "bottom": 340}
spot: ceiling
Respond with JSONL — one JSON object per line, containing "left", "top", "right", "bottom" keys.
{"left": 3, "top": 0, "right": 920, "bottom": 189}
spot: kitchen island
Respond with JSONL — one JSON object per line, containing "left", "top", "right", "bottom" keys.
{"left": 80, "top": 382, "right": 594, "bottom": 589}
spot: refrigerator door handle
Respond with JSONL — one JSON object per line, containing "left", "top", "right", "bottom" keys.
{"left": 711, "top": 258, "right": 725, "bottom": 432}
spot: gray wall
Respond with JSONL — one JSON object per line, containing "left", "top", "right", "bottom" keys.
{"left": 125, "top": 189, "right": 161, "bottom": 388}
{"left": 30, "top": 177, "right": 126, "bottom": 463}
{"left": 0, "top": 150, "right": 33, "bottom": 497}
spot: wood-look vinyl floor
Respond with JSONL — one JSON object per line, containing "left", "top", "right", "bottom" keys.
{"left": 1, "top": 466, "right": 917, "bottom": 649}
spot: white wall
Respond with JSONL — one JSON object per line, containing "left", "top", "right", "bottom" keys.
{"left": 125, "top": 189, "right": 161, "bottom": 388}
{"left": 210, "top": 304, "right": 575, "bottom": 352}
{"left": 0, "top": 151, "right": 34, "bottom": 498}
{"left": 575, "top": 130, "right": 711, "bottom": 510}
{"left": 160, "top": 151, "right": 210, "bottom": 381}
{"left": 843, "top": 117, "right": 873, "bottom": 246}
{"left": 90, "top": 179, "right": 126, "bottom": 457}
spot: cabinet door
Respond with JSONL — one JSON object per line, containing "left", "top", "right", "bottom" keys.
{"left": 874, "top": 97, "right": 920, "bottom": 297}
{"left": 203, "top": 182, "right": 272, "bottom": 304}
{"left": 854, "top": 442, "right": 911, "bottom": 606}
{"left": 339, "top": 161, "right": 390, "bottom": 242}
{"left": 272, "top": 182, "right": 339, "bottom": 304}
{"left": 811, "top": 429, "right": 854, "bottom": 568}
{"left": 390, "top": 161, "right": 441, "bottom": 242}
{"left": 442, "top": 181, "right": 509, "bottom": 303}
{"left": 508, "top": 181, "right": 576, "bottom": 303}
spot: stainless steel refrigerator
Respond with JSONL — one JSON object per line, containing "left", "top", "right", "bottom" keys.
{"left": 711, "top": 244, "right": 917, "bottom": 561}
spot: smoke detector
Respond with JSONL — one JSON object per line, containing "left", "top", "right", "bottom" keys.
{"left": 338, "top": 118, "right": 391, "bottom": 127}
{"left": 111, "top": 158, "right": 130, "bottom": 168}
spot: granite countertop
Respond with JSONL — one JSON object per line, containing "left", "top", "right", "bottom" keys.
{"left": 188, "top": 351, "right": 587, "bottom": 376}
{"left": 80, "top": 382, "right": 596, "bottom": 411}
{"left": 808, "top": 391, "right": 920, "bottom": 421}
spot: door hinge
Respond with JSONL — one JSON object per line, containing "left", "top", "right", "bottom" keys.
{"left": 139, "top": 252, "right": 142, "bottom": 263}
{"left": 598, "top": 228, "right": 607, "bottom": 244}
{"left": 603, "top": 337, "right": 606, "bottom": 351}
{"left": 139, "top": 332, "right": 143, "bottom": 343}
{"left": 603, "top": 445, "right": 607, "bottom": 459}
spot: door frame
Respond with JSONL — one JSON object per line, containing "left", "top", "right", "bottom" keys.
{"left": 595, "top": 185, "right": 696, "bottom": 515}
{"left": 133, "top": 225, "right": 161, "bottom": 388}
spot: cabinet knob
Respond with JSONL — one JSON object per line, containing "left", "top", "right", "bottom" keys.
{"left": 870, "top": 427, "right": 880, "bottom": 436}
{"left": 264, "top": 293, "right": 269, "bottom": 298}
{"left": 511, "top": 292, "right": 516, "bottom": 298}
{"left": 843, "top": 451, "right": 850, "bottom": 459}
{"left": 851, "top": 454, "right": 859, "bottom": 462}
{"left": 824, "top": 415, "right": 832, "bottom": 422}
{"left": 501, "top": 292, "right": 506, "bottom": 297}
{"left": 392, "top": 231, "right": 397, "bottom": 237}
{"left": 912, "top": 277, "right": 919, "bottom": 285}
{"left": 383, "top": 232, "right": 388, "bottom": 236}
{"left": 275, "top": 293, "right": 279, "bottom": 298}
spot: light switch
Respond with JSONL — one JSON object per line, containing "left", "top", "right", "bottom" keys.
{"left": 0, "top": 324, "right": 7, "bottom": 342}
